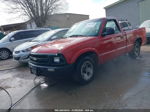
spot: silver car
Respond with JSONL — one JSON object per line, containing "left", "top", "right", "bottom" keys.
{"left": 0, "top": 29, "right": 50, "bottom": 60}
{"left": 13, "top": 28, "right": 69, "bottom": 63}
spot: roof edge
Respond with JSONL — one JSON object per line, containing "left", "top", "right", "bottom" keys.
{"left": 104, "top": 0, "right": 127, "bottom": 9}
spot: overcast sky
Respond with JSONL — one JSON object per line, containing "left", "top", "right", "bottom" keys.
{"left": 0, "top": 0, "right": 118, "bottom": 26}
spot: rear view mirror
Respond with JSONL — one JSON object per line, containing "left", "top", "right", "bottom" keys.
{"left": 10, "top": 37, "right": 15, "bottom": 41}
{"left": 102, "top": 27, "right": 115, "bottom": 37}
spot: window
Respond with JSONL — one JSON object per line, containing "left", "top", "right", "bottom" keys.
{"left": 13, "top": 30, "right": 48, "bottom": 41}
{"left": 105, "top": 20, "right": 121, "bottom": 34}
{"left": 13, "top": 32, "right": 25, "bottom": 40}
{"left": 64, "top": 19, "right": 102, "bottom": 37}
{"left": 32, "top": 29, "right": 68, "bottom": 42}
{"left": 50, "top": 30, "right": 68, "bottom": 40}
{"left": 120, "top": 22, "right": 128, "bottom": 28}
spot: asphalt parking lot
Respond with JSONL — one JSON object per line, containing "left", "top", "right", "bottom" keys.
{"left": 1, "top": 45, "right": 150, "bottom": 110}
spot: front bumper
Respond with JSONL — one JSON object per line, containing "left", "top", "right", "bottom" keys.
{"left": 29, "top": 62, "right": 74, "bottom": 76}
{"left": 13, "top": 52, "right": 30, "bottom": 63}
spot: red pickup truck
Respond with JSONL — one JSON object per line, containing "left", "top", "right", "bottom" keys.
{"left": 29, "top": 18, "right": 146, "bottom": 84}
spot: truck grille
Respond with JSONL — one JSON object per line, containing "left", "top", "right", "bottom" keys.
{"left": 30, "top": 54, "right": 52, "bottom": 66}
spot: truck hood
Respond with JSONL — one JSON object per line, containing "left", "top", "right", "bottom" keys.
{"left": 32, "top": 37, "right": 94, "bottom": 54}
{"left": 14, "top": 41, "right": 41, "bottom": 51}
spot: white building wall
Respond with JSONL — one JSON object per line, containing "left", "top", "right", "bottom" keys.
{"left": 105, "top": 0, "right": 142, "bottom": 28}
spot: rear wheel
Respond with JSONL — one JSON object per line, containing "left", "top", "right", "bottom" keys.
{"left": 129, "top": 41, "right": 141, "bottom": 59}
{"left": 0, "top": 49, "right": 11, "bottom": 60}
{"left": 73, "top": 55, "right": 97, "bottom": 85}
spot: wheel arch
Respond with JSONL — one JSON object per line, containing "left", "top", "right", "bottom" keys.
{"left": 135, "top": 37, "right": 142, "bottom": 45}
{"left": 71, "top": 48, "right": 99, "bottom": 64}
{"left": 0, "top": 48, "right": 12, "bottom": 54}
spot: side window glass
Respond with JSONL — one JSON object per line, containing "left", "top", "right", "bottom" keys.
{"left": 24, "top": 31, "right": 40, "bottom": 38}
{"left": 13, "top": 32, "right": 22, "bottom": 40}
{"left": 13, "top": 30, "right": 48, "bottom": 41}
{"left": 50, "top": 30, "right": 67, "bottom": 40}
{"left": 106, "top": 20, "right": 120, "bottom": 34}
{"left": 30, "top": 30, "right": 47, "bottom": 38}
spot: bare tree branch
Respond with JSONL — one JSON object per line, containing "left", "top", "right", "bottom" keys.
{"left": 1, "top": 0, "right": 67, "bottom": 27}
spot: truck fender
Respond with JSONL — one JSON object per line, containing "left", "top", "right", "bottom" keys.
{"left": 70, "top": 48, "right": 99, "bottom": 64}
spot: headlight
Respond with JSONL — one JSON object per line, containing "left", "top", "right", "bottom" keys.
{"left": 22, "top": 48, "right": 31, "bottom": 52}
{"left": 52, "top": 54, "right": 66, "bottom": 65}
{"left": 54, "top": 57, "right": 60, "bottom": 63}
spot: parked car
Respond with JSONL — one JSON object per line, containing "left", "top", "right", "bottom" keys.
{"left": 29, "top": 18, "right": 146, "bottom": 84}
{"left": 140, "top": 20, "right": 150, "bottom": 43}
{"left": 0, "top": 29, "right": 50, "bottom": 60}
{"left": 13, "top": 28, "right": 69, "bottom": 63}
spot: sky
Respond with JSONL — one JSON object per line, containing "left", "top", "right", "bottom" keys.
{"left": 0, "top": 0, "right": 118, "bottom": 26}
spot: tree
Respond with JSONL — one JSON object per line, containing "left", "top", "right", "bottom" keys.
{"left": 2, "top": 0, "right": 67, "bottom": 27}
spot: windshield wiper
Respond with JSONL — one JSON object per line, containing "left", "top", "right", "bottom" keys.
{"left": 68, "top": 35, "right": 86, "bottom": 37}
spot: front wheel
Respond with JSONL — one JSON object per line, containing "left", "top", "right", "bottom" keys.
{"left": 129, "top": 41, "right": 141, "bottom": 59}
{"left": 0, "top": 49, "right": 11, "bottom": 60}
{"left": 73, "top": 55, "right": 96, "bottom": 85}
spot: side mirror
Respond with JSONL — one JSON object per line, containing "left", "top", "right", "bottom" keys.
{"left": 102, "top": 27, "right": 115, "bottom": 37}
{"left": 10, "top": 37, "right": 15, "bottom": 41}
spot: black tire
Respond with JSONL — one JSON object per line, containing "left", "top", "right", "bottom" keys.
{"left": 129, "top": 41, "right": 141, "bottom": 59}
{"left": 73, "top": 55, "right": 97, "bottom": 85}
{"left": 0, "top": 49, "right": 11, "bottom": 60}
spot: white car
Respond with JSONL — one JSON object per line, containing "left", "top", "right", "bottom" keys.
{"left": 13, "top": 28, "right": 69, "bottom": 63}
{"left": 140, "top": 20, "right": 150, "bottom": 43}
{"left": 0, "top": 29, "right": 50, "bottom": 60}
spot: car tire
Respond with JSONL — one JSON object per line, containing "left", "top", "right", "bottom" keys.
{"left": 0, "top": 49, "right": 11, "bottom": 60}
{"left": 129, "top": 41, "right": 141, "bottom": 59}
{"left": 73, "top": 55, "right": 97, "bottom": 85}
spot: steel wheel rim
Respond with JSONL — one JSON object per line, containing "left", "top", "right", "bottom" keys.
{"left": 81, "top": 60, "right": 94, "bottom": 81}
{"left": 0, "top": 50, "right": 9, "bottom": 59}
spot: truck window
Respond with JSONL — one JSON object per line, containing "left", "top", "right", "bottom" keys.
{"left": 105, "top": 20, "right": 121, "bottom": 34}
{"left": 120, "top": 22, "right": 128, "bottom": 28}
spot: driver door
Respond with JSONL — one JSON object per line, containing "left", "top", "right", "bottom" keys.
{"left": 99, "top": 20, "right": 121, "bottom": 63}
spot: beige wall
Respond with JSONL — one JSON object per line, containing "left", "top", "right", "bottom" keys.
{"left": 45, "top": 13, "right": 89, "bottom": 28}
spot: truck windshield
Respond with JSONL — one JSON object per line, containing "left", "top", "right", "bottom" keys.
{"left": 64, "top": 19, "right": 102, "bottom": 38}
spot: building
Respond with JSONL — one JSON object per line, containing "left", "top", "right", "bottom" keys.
{"left": 105, "top": 0, "right": 150, "bottom": 27}
{"left": 0, "top": 20, "right": 37, "bottom": 33}
{"left": 0, "top": 13, "right": 89, "bottom": 32}
{"left": 45, "top": 13, "right": 89, "bottom": 28}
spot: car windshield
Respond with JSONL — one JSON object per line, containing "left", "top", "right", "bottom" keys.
{"left": 140, "top": 20, "right": 150, "bottom": 28}
{"left": 32, "top": 30, "right": 58, "bottom": 42}
{"left": 0, "top": 31, "right": 16, "bottom": 43}
{"left": 64, "top": 19, "right": 102, "bottom": 38}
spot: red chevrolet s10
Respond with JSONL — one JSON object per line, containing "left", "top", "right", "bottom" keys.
{"left": 29, "top": 18, "right": 146, "bottom": 84}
